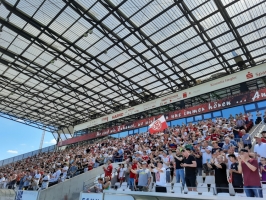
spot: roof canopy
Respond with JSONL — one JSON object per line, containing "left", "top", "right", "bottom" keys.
{"left": 0, "top": 0, "right": 265, "bottom": 135}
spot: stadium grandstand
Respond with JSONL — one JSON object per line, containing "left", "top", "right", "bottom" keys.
{"left": 0, "top": 0, "right": 266, "bottom": 200}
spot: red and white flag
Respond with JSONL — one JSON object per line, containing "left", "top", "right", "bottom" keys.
{"left": 148, "top": 115, "right": 168, "bottom": 134}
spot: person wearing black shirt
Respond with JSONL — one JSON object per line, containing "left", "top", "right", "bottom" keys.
{"left": 207, "top": 155, "right": 228, "bottom": 193}
{"left": 181, "top": 148, "right": 197, "bottom": 191}
{"left": 228, "top": 154, "right": 243, "bottom": 194}
{"left": 174, "top": 148, "right": 185, "bottom": 187}
{"left": 193, "top": 146, "right": 202, "bottom": 176}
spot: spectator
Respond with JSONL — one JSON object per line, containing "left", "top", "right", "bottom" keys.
{"left": 89, "top": 177, "right": 103, "bottom": 193}
{"left": 68, "top": 162, "right": 78, "bottom": 178}
{"left": 102, "top": 176, "right": 111, "bottom": 190}
{"left": 238, "top": 149, "right": 263, "bottom": 198}
{"left": 228, "top": 154, "right": 243, "bottom": 194}
{"left": 193, "top": 145, "right": 202, "bottom": 176}
{"left": 256, "top": 110, "right": 262, "bottom": 124}
{"left": 254, "top": 136, "right": 266, "bottom": 163}
{"left": 174, "top": 148, "right": 185, "bottom": 187}
{"left": 48, "top": 166, "right": 61, "bottom": 187}
{"left": 261, "top": 131, "right": 266, "bottom": 143}
{"left": 103, "top": 160, "right": 113, "bottom": 179}
{"left": 41, "top": 171, "right": 50, "bottom": 190}
{"left": 181, "top": 148, "right": 197, "bottom": 191}
{"left": 0, "top": 173, "right": 5, "bottom": 189}
{"left": 117, "top": 164, "right": 126, "bottom": 186}
{"left": 149, "top": 161, "right": 166, "bottom": 193}
{"left": 32, "top": 170, "right": 41, "bottom": 190}
{"left": 236, "top": 116, "right": 245, "bottom": 130}
{"left": 201, "top": 141, "right": 213, "bottom": 176}
{"left": 225, "top": 146, "right": 238, "bottom": 169}
{"left": 207, "top": 155, "right": 228, "bottom": 193}
{"left": 161, "top": 150, "right": 171, "bottom": 183}
{"left": 259, "top": 157, "right": 266, "bottom": 184}
{"left": 241, "top": 130, "right": 252, "bottom": 149}
{"left": 131, "top": 161, "right": 151, "bottom": 191}
{"left": 128, "top": 159, "right": 137, "bottom": 191}
{"left": 23, "top": 171, "right": 32, "bottom": 190}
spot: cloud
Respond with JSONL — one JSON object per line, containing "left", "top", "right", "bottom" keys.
{"left": 44, "top": 139, "right": 56, "bottom": 145}
{"left": 7, "top": 150, "right": 18, "bottom": 154}
{"left": 20, "top": 144, "right": 26, "bottom": 146}
{"left": 16, "top": 119, "right": 25, "bottom": 123}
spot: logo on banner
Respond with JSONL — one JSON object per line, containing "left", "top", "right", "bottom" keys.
{"left": 183, "top": 92, "right": 187, "bottom": 98}
{"left": 246, "top": 72, "right": 253, "bottom": 79}
{"left": 152, "top": 120, "right": 162, "bottom": 130}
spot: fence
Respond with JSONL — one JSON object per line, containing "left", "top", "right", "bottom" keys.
{"left": 0, "top": 145, "right": 56, "bottom": 167}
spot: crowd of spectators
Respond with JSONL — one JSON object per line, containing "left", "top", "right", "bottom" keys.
{"left": 0, "top": 112, "right": 266, "bottom": 198}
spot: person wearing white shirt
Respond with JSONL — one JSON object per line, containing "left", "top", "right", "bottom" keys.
{"left": 32, "top": 171, "right": 41, "bottom": 190}
{"left": 61, "top": 163, "right": 69, "bottom": 181}
{"left": 254, "top": 136, "right": 266, "bottom": 162}
{"left": 0, "top": 173, "right": 5, "bottom": 189}
{"left": 149, "top": 161, "right": 166, "bottom": 193}
{"left": 48, "top": 167, "right": 61, "bottom": 187}
{"left": 201, "top": 141, "right": 213, "bottom": 175}
{"left": 225, "top": 146, "right": 239, "bottom": 169}
{"left": 41, "top": 171, "right": 50, "bottom": 190}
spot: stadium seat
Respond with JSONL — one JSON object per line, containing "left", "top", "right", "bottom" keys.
{"left": 197, "top": 183, "right": 208, "bottom": 193}
{"left": 120, "top": 183, "right": 128, "bottom": 190}
{"left": 114, "top": 182, "right": 121, "bottom": 188}
{"left": 204, "top": 176, "right": 215, "bottom": 184}
{"left": 172, "top": 185, "right": 182, "bottom": 194}
{"left": 196, "top": 176, "right": 203, "bottom": 183}
{"left": 210, "top": 184, "right": 217, "bottom": 195}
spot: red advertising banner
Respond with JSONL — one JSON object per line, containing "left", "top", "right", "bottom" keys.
{"left": 58, "top": 88, "right": 266, "bottom": 146}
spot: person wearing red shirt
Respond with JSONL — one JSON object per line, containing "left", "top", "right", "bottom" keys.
{"left": 238, "top": 149, "right": 263, "bottom": 198}
{"left": 142, "top": 151, "right": 149, "bottom": 161}
{"left": 211, "top": 132, "right": 219, "bottom": 142}
{"left": 129, "top": 159, "right": 138, "bottom": 191}
{"left": 261, "top": 131, "right": 266, "bottom": 143}
{"left": 103, "top": 160, "right": 113, "bottom": 179}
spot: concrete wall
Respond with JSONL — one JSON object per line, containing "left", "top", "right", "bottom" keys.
{"left": 38, "top": 162, "right": 121, "bottom": 200}
{"left": 0, "top": 189, "right": 16, "bottom": 200}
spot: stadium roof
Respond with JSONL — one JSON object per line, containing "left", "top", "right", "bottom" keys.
{"left": 0, "top": 0, "right": 266, "bottom": 136}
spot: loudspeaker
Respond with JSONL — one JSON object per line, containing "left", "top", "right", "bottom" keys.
{"left": 240, "top": 82, "right": 249, "bottom": 93}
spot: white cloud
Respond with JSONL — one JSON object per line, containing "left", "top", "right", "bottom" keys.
{"left": 20, "top": 144, "right": 26, "bottom": 146}
{"left": 44, "top": 139, "right": 56, "bottom": 145}
{"left": 7, "top": 150, "right": 18, "bottom": 154}
{"left": 16, "top": 119, "right": 25, "bottom": 123}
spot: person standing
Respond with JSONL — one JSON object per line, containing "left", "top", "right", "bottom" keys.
{"left": 238, "top": 149, "right": 263, "bottom": 198}
{"left": 174, "top": 148, "right": 185, "bottom": 187}
{"left": 228, "top": 154, "right": 243, "bottom": 194}
{"left": 130, "top": 162, "right": 151, "bottom": 191}
{"left": 241, "top": 130, "right": 252, "bottom": 149}
{"left": 254, "top": 136, "right": 266, "bottom": 163}
{"left": 207, "top": 155, "right": 228, "bottom": 193}
{"left": 181, "top": 148, "right": 197, "bottom": 191}
{"left": 128, "top": 159, "right": 137, "bottom": 191}
{"left": 149, "top": 161, "right": 167, "bottom": 193}
{"left": 103, "top": 160, "right": 113, "bottom": 180}
{"left": 201, "top": 141, "right": 213, "bottom": 176}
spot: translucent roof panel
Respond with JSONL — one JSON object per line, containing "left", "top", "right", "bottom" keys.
{"left": 0, "top": 0, "right": 265, "bottom": 132}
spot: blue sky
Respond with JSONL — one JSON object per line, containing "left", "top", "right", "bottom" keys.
{"left": 0, "top": 117, "right": 56, "bottom": 161}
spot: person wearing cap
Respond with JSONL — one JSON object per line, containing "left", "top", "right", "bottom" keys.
{"left": 181, "top": 148, "right": 197, "bottom": 191}
{"left": 148, "top": 161, "right": 166, "bottom": 193}
{"left": 237, "top": 149, "right": 263, "bottom": 198}
{"left": 130, "top": 161, "right": 151, "bottom": 191}
{"left": 254, "top": 136, "right": 266, "bottom": 163}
